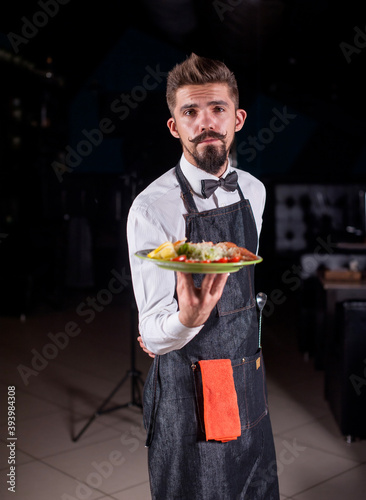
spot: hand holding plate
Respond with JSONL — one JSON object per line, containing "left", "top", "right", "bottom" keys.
{"left": 176, "top": 272, "right": 229, "bottom": 328}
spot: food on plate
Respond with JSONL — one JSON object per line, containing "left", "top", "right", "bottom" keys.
{"left": 147, "top": 239, "right": 258, "bottom": 263}
{"left": 147, "top": 241, "right": 178, "bottom": 260}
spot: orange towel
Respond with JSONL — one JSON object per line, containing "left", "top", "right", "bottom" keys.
{"left": 198, "top": 359, "right": 241, "bottom": 442}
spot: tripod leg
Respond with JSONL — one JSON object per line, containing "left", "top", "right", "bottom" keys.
{"left": 72, "top": 371, "right": 130, "bottom": 442}
{"left": 130, "top": 369, "right": 144, "bottom": 409}
{"left": 72, "top": 296, "right": 144, "bottom": 442}
{"left": 100, "top": 369, "right": 144, "bottom": 414}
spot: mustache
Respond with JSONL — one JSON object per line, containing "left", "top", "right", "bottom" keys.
{"left": 188, "top": 131, "right": 227, "bottom": 145}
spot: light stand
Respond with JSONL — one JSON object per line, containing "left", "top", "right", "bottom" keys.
{"left": 73, "top": 172, "right": 145, "bottom": 442}
{"left": 73, "top": 298, "right": 144, "bottom": 442}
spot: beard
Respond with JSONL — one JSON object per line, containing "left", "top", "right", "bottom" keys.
{"left": 191, "top": 143, "right": 228, "bottom": 175}
{"left": 183, "top": 130, "right": 233, "bottom": 175}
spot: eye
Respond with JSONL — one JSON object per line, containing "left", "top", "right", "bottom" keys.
{"left": 184, "top": 109, "right": 196, "bottom": 116}
{"left": 214, "top": 106, "right": 225, "bottom": 113}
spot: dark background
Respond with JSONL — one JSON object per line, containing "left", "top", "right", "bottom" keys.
{"left": 1, "top": 0, "right": 366, "bottom": 335}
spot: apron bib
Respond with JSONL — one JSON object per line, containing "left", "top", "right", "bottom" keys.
{"left": 143, "top": 164, "right": 279, "bottom": 499}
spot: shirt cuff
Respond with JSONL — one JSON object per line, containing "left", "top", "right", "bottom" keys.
{"left": 165, "top": 312, "right": 204, "bottom": 343}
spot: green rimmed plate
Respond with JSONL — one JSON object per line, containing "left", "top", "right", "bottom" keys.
{"left": 135, "top": 249, "right": 263, "bottom": 274}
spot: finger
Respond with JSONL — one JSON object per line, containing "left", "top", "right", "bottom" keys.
{"left": 177, "top": 271, "right": 194, "bottom": 282}
{"left": 201, "top": 272, "right": 227, "bottom": 291}
{"left": 137, "top": 335, "right": 156, "bottom": 358}
{"left": 176, "top": 271, "right": 194, "bottom": 290}
{"left": 209, "top": 273, "right": 229, "bottom": 296}
{"left": 140, "top": 342, "right": 155, "bottom": 358}
{"left": 138, "top": 336, "right": 149, "bottom": 352}
{"left": 200, "top": 273, "right": 216, "bottom": 291}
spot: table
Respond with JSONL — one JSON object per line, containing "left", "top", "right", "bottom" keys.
{"left": 319, "top": 277, "right": 366, "bottom": 441}
{"left": 320, "top": 277, "right": 366, "bottom": 316}
{"left": 313, "top": 277, "right": 366, "bottom": 368}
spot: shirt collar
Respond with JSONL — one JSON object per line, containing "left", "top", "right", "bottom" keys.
{"left": 179, "top": 154, "right": 234, "bottom": 197}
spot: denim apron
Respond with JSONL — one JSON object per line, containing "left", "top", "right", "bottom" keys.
{"left": 143, "top": 164, "right": 279, "bottom": 499}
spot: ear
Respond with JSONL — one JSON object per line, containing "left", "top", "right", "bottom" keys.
{"left": 167, "top": 117, "right": 180, "bottom": 139}
{"left": 235, "top": 109, "right": 247, "bottom": 132}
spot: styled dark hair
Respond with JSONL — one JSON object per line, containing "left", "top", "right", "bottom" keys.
{"left": 166, "top": 53, "right": 239, "bottom": 115}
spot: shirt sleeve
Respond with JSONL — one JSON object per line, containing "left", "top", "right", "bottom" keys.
{"left": 126, "top": 204, "right": 203, "bottom": 355}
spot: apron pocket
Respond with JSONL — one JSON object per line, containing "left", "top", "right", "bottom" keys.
{"left": 192, "top": 351, "right": 268, "bottom": 437}
{"left": 192, "top": 364, "right": 205, "bottom": 435}
{"left": 232, "top": 351, "right": 268, "bottom": 430}
{"left": 198, "top": 359, "right": 241, "bottom": 442}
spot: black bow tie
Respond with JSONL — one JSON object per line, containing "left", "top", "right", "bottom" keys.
{"left": 201, "top": 171, "right": 238, "bottom": 199}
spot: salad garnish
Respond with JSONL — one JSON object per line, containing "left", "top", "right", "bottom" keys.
{"left": 147, "top": 239, "right": 258, "bottom": 263}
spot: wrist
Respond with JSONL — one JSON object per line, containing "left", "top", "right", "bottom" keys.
{"left": 179, "top": 310, "right": 206, "bottom": 328}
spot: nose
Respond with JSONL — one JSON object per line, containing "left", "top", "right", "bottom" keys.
{"left": 198, "top": 110, "right": 215, "bottom": 132}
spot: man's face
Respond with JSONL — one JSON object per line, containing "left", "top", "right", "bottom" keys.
{"left": 167, "top": 83, "right": 246, "bottom": 176}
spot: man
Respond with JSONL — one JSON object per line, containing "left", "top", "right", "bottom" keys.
{"left": 127, "top": 53, "right": 279, "bottom": 499}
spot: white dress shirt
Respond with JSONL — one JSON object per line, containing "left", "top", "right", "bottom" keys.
{"left": 126, "top": 154, "right": 266, "bottom": 355}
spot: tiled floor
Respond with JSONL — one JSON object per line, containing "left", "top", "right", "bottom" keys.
{"left": 1, "top": 288, "right": 365, "bottom": 499}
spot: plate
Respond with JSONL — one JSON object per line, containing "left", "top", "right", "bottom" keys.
{"left": 135, "top": 249, "right": 263, "bottom": 274}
